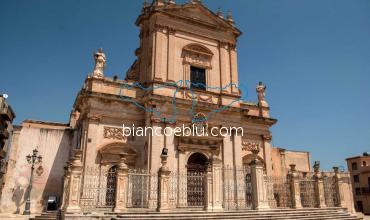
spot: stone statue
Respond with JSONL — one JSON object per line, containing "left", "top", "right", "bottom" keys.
{"left": 93, "top": 48, "right": 106, "bottom": 78}
{"left": 256, "top": 82, "right": 268, "bottom": 107}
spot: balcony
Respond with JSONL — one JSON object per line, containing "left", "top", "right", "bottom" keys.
{"left": 0, "top": 98, "right": 15, "bottom": 121}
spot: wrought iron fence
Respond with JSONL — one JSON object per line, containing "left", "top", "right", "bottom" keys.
{"left": 223, "top": 166, "right": 252, "bottom": 210}
{"left": 265, "top": 176, "right": 292, "bottom": 208}
{"left": 127, "top": 169, "right": 158, "bottom": 209}
{"left": 79, "top": 166, "right": 158, "bottom": 212}
{"left": 298, "top": 172, "right": 316, "bottom": 208}
{"left": 79, "top": 166, "right": 116, "bottom": 212}
{"left": 322, "top": 174, "right": 337, "bottom": 207}
{"left": 168, "top": 170, "right": 206, "bottom": 208}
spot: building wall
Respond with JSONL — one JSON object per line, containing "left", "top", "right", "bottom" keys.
{"left": 0, "top": 121, "right": 71, "bottom": 214}
{"left": 346, "top": 155, "right": 370, "bottom": 214}
{"left": 271, "top": 147, "right": 311, "bottom": 177}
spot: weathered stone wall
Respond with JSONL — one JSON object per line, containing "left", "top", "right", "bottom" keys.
{"left": 0, "top": 121, "right": 71, "bottom": 214}
{"left": 271, "top": 148, "right": 311, "bottom": 177}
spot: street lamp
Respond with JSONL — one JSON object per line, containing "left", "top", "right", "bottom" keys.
{"left": 23, "top": 148, "right": 42, "bottom": 215}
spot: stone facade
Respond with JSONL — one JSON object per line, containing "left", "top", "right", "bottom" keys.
{"left": 0, "top": 0, "right": 357, "bottom": 217}
{"left": 346, "top": 153, "right": 370, "bottom": 214}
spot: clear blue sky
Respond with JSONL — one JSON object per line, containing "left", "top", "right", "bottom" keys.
{"left": 1, "top": 0, "right": 370, "bottom": 170}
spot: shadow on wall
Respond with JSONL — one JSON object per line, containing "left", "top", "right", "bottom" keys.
{"left": 12, "top": 185, "right": 24, "bottom": 214}
{"left": 40, "top": 130, "right": 72, "bottom": 212}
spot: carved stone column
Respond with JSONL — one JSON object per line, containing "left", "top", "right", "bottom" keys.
{"left": 204, "top": 162, "right": 213, "bottom": 211}
{"left": 250, "top": 157, "right": 269, "bottom": 210}
{"left": 313, "top": 164, "right": 326, "bottom": 208}
{"left": 64, "top": 150, "right": 83, "bottom": 213}
{"left": 157, "top": 154, "right": 171, "bottom": 212}
{"left": 114, "top": 154, "right": 129, "bottom": 212}
{"left": 288, "top": 164, "right": 302, "bottom": 209}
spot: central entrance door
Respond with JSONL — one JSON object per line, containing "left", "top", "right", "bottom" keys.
{"left": 187, "top": 153, "right": 208, "bottom": 207}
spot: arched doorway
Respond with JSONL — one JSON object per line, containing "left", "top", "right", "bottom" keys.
{"left": 187, "top": 153, "right": 208, "bottom": 207}
{"left": 106, "top": 165, "right": 117, "bottom": 207}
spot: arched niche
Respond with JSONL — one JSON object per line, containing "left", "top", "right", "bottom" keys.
{"left": 98, "top": 142, "right": 138, "bottom": 167}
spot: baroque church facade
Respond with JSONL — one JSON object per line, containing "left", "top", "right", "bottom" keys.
{"left": 0, "top": 0, "right": 356, "bottom": 218}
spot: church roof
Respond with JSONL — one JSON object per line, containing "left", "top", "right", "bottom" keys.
{"left": 136, "top": 1, "right": 242, "bottom": 37}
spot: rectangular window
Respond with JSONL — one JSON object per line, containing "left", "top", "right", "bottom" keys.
{"left": 190, "top": 66, "right": 206, "bottom": 91}
{"left": 354, "top": 175, "right": 359, "bottom": 183}
{"left": 352, "top": 162, "right": 358, "bottom": 170}
{"left": 355, "top": 187, "right": 361, "bottom": 196}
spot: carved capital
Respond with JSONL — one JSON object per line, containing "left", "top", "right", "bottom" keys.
{"left": 168, "top": 27, "right": 176, "bottom": 35}
{"left": 87, "top": 113, "right": 103, "bottom": 123}
{"left": 154, "top": 24, "right": 167, "bottom": 33}
{"left": 219, "top": 41, "right": 229, "bottom": 49}
{"left": 263, "top": 134, "right": 272, "bottom": 142}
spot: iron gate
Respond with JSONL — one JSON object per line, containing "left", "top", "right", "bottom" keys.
{"left": 187, "top": 170, "right": 205, "bottom": 207}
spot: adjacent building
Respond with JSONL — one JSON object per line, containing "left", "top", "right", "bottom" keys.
{"left": 346, "top": 153, "right": 370, "bottom": 214}
{"left": 0, "top": 95, "right": 15, "bottom": 198}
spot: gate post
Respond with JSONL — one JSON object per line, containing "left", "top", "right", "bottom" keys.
{"left": 64, "top": 150, "right": 83, "bottom": 213}
{"left": 157, "top": 154, "right": 171, "bottom": 212}
{"left": 333, "top": 167, "right": 344, "bottom": 207}
{"left": 250, "top": 158, "right": 269, "bottom": 210}
{"left": 114, "top": 153, "right": 129, "bottom": 212}
{"left": 288, "top": 164, "right": 302, "bottom": 209}
{"left": 313, "top": 163, "right": 326, "bottom": 208}
{"left": 204, "top": 161, "right": 213, "bottom": 211}
{"left": 211, "top": 157, "right": 223, "bottom": 211}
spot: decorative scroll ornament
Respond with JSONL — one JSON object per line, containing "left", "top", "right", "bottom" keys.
{"left": 103, "top": 126, "right": 127, "bottom": 142}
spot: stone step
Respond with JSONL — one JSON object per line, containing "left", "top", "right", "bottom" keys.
{"left": 30, "top": 211, "right": 58, "bottom": 220}
{"left": 112, "top": 209, "right": 361, "bottom": 220}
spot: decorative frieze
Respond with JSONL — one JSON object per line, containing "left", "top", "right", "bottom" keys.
{"left": 103, "top": 126, "right": 127, "bottom": 142}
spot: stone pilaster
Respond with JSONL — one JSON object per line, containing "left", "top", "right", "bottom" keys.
{"left": 204, "top": 162, "right": 213, "bottom": 211}
{"left": 313, "top": 165, "right": 326, "bottom": 208}
{"left": 288, "top": 164, "right": 302, "bottom": 209}
{"left": 60, "top": 165, "right": 71, "bottom": 210}
{"left": 250, "top": 157, "right": 269, "bottom": 210}
{"left": 211, "top": 157, "right": 223, "bottom": 211}
{"left": 114, "top": 154, "right": 129, "bottom": 212}
{"left": 64, "top": 150, "right": 83, "bottom": 213}
{"left": 157, "top": 154, "right": 171, "bottom": 212}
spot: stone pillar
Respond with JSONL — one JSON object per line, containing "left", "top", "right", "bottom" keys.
{"left": 61, "top": 165, "right": 71, "bottom": 210}
{"left": 157, "top": 154, "right": 171, "bottom": 212}
{"left": 313, "top": 164, "right": 326, "bottom": 208}
{"left": 64, "top": 150, "right": 83, "bottom": 213}
{"left": 114, "top": 154, "right": 129, "bottom": 212}
{"left": 204, "top": 162, "right": 213, "bottom": 211}
{"left": 333, "top": 167, "right": 344, "bottom": 207}
{"left": 211, "top": 157, "right": 223, "bottom": 211}
{"left": 288, "top": 164, "right": 302, "bottom": 209}
{"left": 250, "top": 157, "right": 269, "bottom": 210}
